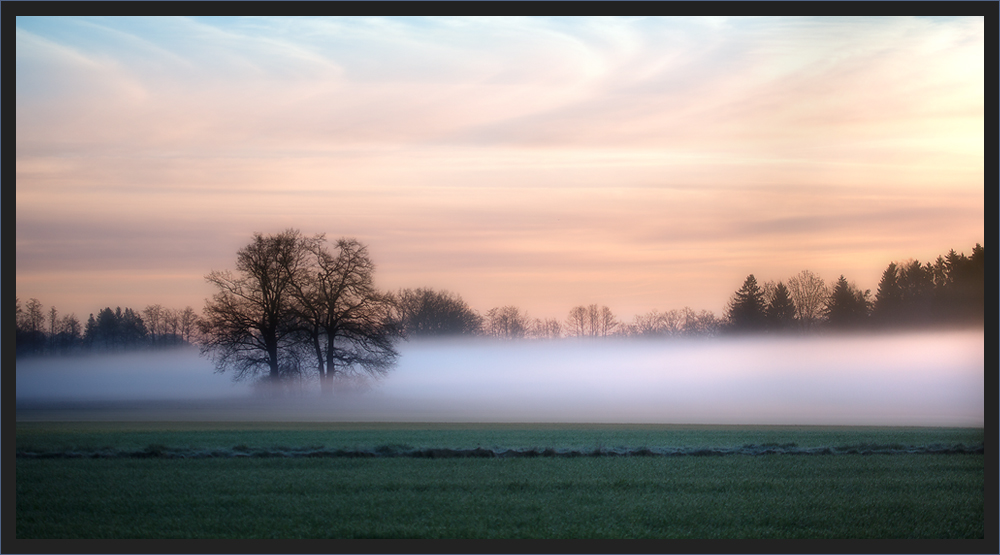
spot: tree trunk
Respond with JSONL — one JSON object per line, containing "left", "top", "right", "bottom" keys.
{"left": 313, "top": 332, "right": 331, "bottom": 395}
{"left": 322, "top": 365, "right": 335, "bottom": 395}
{"left": 321, "top": 332, "right": 337, "bottom": 396}
{"left": 266, "top": 339, "right": 281, "bottom": 382}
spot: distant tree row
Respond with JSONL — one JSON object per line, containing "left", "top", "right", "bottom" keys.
{"left": 395, "top": 244, "right": 983, "bottom": 338}
{"left": 725, "top": 244, "right": 984, "bottom": 333}
{"left": 15, "top": 299, "right": 200, "bottom": 357}
{"left": 394, "top": 295, "right": 723, "bottom": 340}
{"left": 17, "top": 242, "right": 983, "bottom": 360}
{"left": 870, "top": 247, "right": 985, "bottom": 327}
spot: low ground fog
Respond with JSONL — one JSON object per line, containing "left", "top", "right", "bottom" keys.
{"left": 15, "top": 330, "right": 983, "bottom": 426}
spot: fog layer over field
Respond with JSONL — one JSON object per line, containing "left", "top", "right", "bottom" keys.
{"left": 16, "top": 331, "right": 983, "bottom": 426}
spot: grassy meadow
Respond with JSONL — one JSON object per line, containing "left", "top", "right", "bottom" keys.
{"left": 15, "top": 422, "right": 985, "bottom": 539}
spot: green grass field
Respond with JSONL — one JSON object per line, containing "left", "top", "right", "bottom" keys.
{"left": 15, "top": 422, "right": 985, "bottom": 539}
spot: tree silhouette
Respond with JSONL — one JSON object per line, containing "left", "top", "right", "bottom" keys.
{"left": 83, "top": 307, "right": 148, "bottom": 351}
{"left": 15, "top": 296, "right": 192, "bottom": 358}
{"left": 16, "top": 298, "right": 46, "bottom": 355}
{"left": 627, "top": 309, "right": 670, "bottom": 337}
{"left": 940, "top": 244, "right": 984, "bottom": 323}
{"left": 288, "top": 236, "right": 400, "bottom": 395}
{"left": 529, "top": 317, "right": 562, "bottom": 339}
{"left": 824, "top": 276, "right": 870, "bottom": 328}
{"left": 485, "top": 305, "right": 530, "bottom": 339}
{"left": 787, "top": 270, "right": 828, "bottom": 330}
{"left": 143, "top": 304, "right": 165, "bottom": 346}
{"left": 200, "top": 230, "right": 310, "bottom": 384}
{"left": 726, "top": 274, "right": 767, "bottom": 331}
{"left": 179, "top": 307, "right": 200, "bottom": 343}
{"left": 118, "top": 308, "right": 148, "bottom": 348}
{"left": 565, "top": 304, "right": 617, "bottom": 337}
{"left": 51, "top": 313, "right": 82, "bottom": 355}
{"left": 872, "top": 244, "right": 985, "bottom": 327}
{"left": 395, "top": 288, "right": 483, "bottom": 337}
{"left": 565, "top": 305, "right": 588, "bottom": 337}
{"left": 200, "top": 230, "right": 400, "bottom": 394}
{"left": 873, "top": 262, "right": 903, "bottom": 326}
{"left": 765, "top": 282, "right": 796, "bottom": 331}
{"left": 681, "top": 307, "right": 721, "bottom": 336}
{"left": 897, "top": 260, "right": 934, "bottom": 324}
{"left": 596, "top": 305, "right": 618, "bottom": 337}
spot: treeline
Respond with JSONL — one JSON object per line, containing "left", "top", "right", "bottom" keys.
{"left": 723, "top": 244, "right": 984, "bottom": 333}
{"left": 393, "top": 244, "right": 984, "bottom": 338}
{"left": 393, "top": 294, "right": 722, "bottom": 340}
{"left": 14, "top": 301, "right": 200, "bottom": 357}
{"left": 15, "top": 242, "right": 984, "bottom": 358}
{"left": 388, "top": 243, "right": 985, "bottom": 338}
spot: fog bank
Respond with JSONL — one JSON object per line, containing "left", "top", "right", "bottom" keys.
{"left": 16, "top": 331, "right": 984, "bottom": 426}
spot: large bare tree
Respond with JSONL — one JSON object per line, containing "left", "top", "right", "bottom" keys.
{"left": 288, "top": 237, "right": 400, "bottom": 395}
{"left": 201, "top": 231, "right": 400, "bottom": 394}
{"left": 200, "top": 229, "right": 312, "bottom": 384}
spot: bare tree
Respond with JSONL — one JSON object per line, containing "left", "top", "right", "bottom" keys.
{"left": 787, "top": 270, "right": 828, "bottom": 330}
{"left": 46, "top": 306, "right": 58, "bottom": 353}
{"left": 55, "top": 313, "right": 82, "bottom": 354}
{"left": 179, "top": 306, "right": 199, "bottom": 343}
{"left": 60, "top": 314, "right": 81, "bottom": 338}
{"left": 48, "top": 306, "right": 58, "bottom": 336}
{"left": 17, "top": 298, "right": 46, "bottom": 355}
{"left": 22, "top": 298, "right": 44, "bottom": 336}
{"left": 626, "top": 307, "right": 718, "bottom": 338}
{"left": 661, "top": 309, "right": 683, "bottom": 335}
{"left": 565, "top": 305, "right": 588, "bottom": 337}
{"left": 627, "top": 309, "right": 664, "bottom": 337}
{"left": 161, "top": 308, "right": 180, "bottom": 343}
{"left": 596, "top": 305, "right": 618, "bottom": 337}
{"left": 529, "top": 317, "right": 562, "bottom": 339}
{"left": 287, "top": 236, "right": 401, "bottom": 395}
{"left": 143, "top": 304, "right": 163, "bottom": 345}
{"left": 686, "top": 308, "right": 721, "bottom": 336}
{"left": 485, "top": 305, "right": 529, "bottom": 339}
{"left": 200, "top": 229, "right": 312, "bottom": 384}
{"left": 565, "top": 304, "right": 617, "bottom": 337}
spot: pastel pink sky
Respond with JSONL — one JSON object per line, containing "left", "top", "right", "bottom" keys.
{"left": 16, "top": 16, "right": 984, "bottom": 323}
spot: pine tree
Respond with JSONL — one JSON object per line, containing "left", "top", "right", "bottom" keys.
{"left": 726, "top": 274, "right": 767, "bottom": 332}
{"left": 825, "top": 276, "right": 870, "bottom": 328}
{"left": 765, "top": 281, "right": 797, "bottom": 331}
{"left": 873, "top": 262, "right": 903, "bottom": 325}
{"left": 898, "top": 260, "right": 934, "bottom": 323}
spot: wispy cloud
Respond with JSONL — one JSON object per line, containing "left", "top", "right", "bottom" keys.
{"left": 16, "top": 16, "right": 984, "bottom": 320}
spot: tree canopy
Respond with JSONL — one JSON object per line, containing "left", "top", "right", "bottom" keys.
{"left": 199, "top": 230, "right": 400, "bottom": 394}
{"left": 765, "top": 282, "right": 796, "bottom": 331}
{"left": 726, "top": 275, "right": 767, "bottom": 332}
{"left": 395, "top": 288, "right": 483, "bottom": 337}
{"left": 825, "top": 276, "right": 870, "bottom": 328}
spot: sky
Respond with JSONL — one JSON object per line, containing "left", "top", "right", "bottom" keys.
{"left": 15, "top": 16, "right": 985, "bottom": 324}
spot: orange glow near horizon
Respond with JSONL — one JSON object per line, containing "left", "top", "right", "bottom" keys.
{"left": 16, "top": 16, "right": 984, "bottom": 323}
